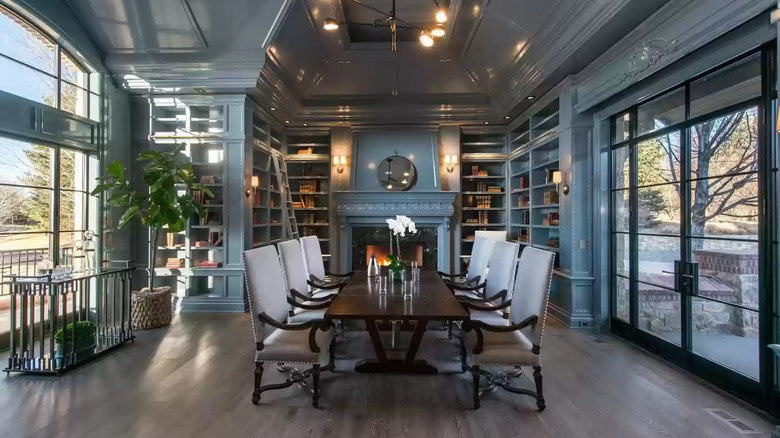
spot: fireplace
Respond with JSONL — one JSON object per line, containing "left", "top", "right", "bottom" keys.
{"left": 333, "top": 190, "right": 457, "bottom": 273}
{"left": 352, "top": 227, "right": 437, "bottom": 270}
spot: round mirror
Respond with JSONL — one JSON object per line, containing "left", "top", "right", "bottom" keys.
{"left": 377, "top": 153, "right": 417, "bottom": 191}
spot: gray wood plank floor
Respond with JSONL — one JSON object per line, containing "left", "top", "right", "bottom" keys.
{"left": 0, "top": 313, "right": 775, "bottom": 438}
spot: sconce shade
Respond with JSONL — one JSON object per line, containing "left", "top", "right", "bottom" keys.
{"left": 251, "top": 176, "right": 260, "bottom": 187}
{"left": 551, "top": 171, "right": 562, "bottom": 184}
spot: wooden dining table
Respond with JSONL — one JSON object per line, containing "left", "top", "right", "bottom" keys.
{"left": 325, "top": 270, "right": 470, "bottom": 374}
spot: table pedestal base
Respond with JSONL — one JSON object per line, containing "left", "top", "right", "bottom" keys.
{"left": 354, "top": 359, "right": 438, "bottom": 374}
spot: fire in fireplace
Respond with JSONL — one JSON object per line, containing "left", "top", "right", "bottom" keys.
{"left": 366, "top": 244, "right": 423, "bottom": 267}
{"left": 352, "top": 226, "right": 437, "bottom": 270}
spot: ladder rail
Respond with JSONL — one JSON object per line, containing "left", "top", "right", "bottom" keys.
{"left": 271, "top": 152, "right": 299, "bottom": 240}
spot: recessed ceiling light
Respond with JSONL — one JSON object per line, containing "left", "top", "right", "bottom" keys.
{"left": 504, "top": 116, "right": 511, "bottom": 120}
{"left": 270, "top": 107, "right": 276, "bottom": 111}
{"left": 302, "top": 123, "right": 309, "bottom": 126}
{"left": 527, "top": 96, "right": 535, "bottom": 100}
{"left": 483, "top": 121, "right": 490, "bottom": 125}
{"left": 284, "top": 120, "right": 290, "bottom": 124}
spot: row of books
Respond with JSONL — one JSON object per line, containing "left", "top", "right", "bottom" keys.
{"left": 464, "top": 211, "right": 492, "bottom": 224}
{"left": 471, "top": 195, "right": 493, "bottom": 208}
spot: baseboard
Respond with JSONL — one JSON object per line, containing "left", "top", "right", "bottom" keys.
{"left": 179, "top": 297, "right": 246, "bottom": 313}
{"left": 548, "top": 303, "right": 595, "bottom": 329}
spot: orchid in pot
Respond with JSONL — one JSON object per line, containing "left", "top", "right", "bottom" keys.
{"left": 385, "top": 215, "right": 417, "bottom": 283}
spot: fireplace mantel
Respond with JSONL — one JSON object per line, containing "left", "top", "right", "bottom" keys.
{"left": 333, "top": 191, "right": 457, "bottom": 219}
{"left": 332, "top": 191, "right": 457, "bottom": 272}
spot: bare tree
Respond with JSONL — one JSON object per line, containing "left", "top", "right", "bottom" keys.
{"left": 0, "top": 184, "right": 28, "bottom": 226}
{"left": 652, "top": 109, "right": 757, "bottom": 243}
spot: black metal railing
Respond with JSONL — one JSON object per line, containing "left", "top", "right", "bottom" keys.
{"left": 0, "top": 247, "right": 80, "bottom": 296}
{"left": 3, "top": 267, "right": 135, "bottom": 375}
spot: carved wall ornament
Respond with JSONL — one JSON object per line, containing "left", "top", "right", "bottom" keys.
{"left": 622, "top": 38, "right": 678, "bottom": 84}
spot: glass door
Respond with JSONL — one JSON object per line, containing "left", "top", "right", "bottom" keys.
{"left": 609, "top": 48, "right": 773, "bottom": 408}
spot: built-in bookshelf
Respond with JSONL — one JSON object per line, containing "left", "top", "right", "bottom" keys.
{"left": 285, "top": 131, "right": 332, "bottom": 269}
{"left": 141, "top": 96, "right": 275, "bottom": 312}
{"left": 459, "top": 130, "right": 507, "bottom": 268}
{"left": 509, "top": 96, "right": 561, "bottom": 266}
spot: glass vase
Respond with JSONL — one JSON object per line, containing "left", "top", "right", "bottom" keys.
{"left": 389, "top": 268, "right": 406, "bottom": 284}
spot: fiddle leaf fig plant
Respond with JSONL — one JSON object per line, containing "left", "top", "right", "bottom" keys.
{"left": 91, "top": 144, "right": 213, "bottom": 291}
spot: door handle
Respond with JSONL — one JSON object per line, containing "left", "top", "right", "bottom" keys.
{"left": 661, "top": 270, "right": 692, "bottom": 278}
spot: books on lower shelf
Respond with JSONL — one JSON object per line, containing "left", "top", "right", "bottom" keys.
{"left": 469, "top": 166, "right": 489, "bottom": 176}
{"left": 465, "top": 211, "right": 491, "bottom": 225}
{"left": 542, "top": 212, "right": 560, "bottom": 226}
{"left": 165, "top": 258, "right": 183, "bottom": 269}
{"left": 197, "top": 261, "right": 221, "bottom": 268}
{"left": 546, "top": 237, "right": 560, "bottom": 248}
{"left": 298, "top": 195, "right": 317, "bottom": 208}
{"left": 299, "top": 180, "right": 318, "bottom": 193}
{"left": 543, "top": 190, "right": 559, "bottom": 205}
{"left": 473, "top": 195, "right": 492, "bottom": 208}
{"left": 518, "top": 176, "right": 528, "bottom": 189}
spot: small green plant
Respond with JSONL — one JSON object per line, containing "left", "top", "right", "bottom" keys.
{"left": 54, "top": 321, "right": 96, "bottom": 345}
{"left": 386, "top": 254, "right": 407, "bottom": 273}
{"left": 91, "top": 145, "right": 213, "bottom": 291}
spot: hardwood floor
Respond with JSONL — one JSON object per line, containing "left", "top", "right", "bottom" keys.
{"left": 0, "top": 313, "right": 775, "bottom": 438}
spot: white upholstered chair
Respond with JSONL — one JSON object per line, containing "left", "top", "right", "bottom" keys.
{"left": 438, "top": 236, "right": 492, "bottom": 288}
{"left": 243, "top": 245, "right": 335, "bottom": 407}
{"left": 278, "top": 239, "right": 343, "bottom": 323}
{"left": 300, "top": 235, "right": 353, "bottom": 287}
{"left": 460, "top": 246, "right": 555, "bottom": 411}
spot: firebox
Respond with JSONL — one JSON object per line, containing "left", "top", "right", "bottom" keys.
{"left": 351, "top": 226, "right": 437, "bottom": 271}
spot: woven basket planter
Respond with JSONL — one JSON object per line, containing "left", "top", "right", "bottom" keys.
{"left": 131, "top": 286, "right": 172, "bottom": 330}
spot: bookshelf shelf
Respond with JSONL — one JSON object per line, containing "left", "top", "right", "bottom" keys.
{"left": 287, "top": 131, "right": 332, "bottom": 271}
{"left": 459, "top": 129, "right": 508, "bottom": 271}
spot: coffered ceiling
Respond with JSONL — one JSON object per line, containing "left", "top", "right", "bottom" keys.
{"left": 64, "top": 0, "right": 671, "bottom": 125}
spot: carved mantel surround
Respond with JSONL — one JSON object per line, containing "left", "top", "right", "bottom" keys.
{"left": 333, "top": 191, "right": 457, "bottom": 272}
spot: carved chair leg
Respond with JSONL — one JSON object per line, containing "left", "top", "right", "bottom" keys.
{"left": 312, "top": 364, "right": 321, "bottom": 408}
{"left": 472, "top": 365, "right": 481, "bottom": 410}
{"left": 447, "top": 320, "right": 453, "bottom": 340}
{"left": 252, "top": 362, "right": 264, "bottom": 405}
{"left": 460, "top": 341, "right": 468, "bottom": 373}
{"left": 533, "top": 365, "right": 545, "bottom": 412}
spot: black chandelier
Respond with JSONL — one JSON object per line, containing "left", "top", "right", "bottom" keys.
{"left": 323, "top": 0, "right": 448, "bottom": 52}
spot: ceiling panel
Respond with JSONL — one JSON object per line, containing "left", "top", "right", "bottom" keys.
{"left": 308, "top": 60, "right": 397, "bottom": 96}
{"left": 67, "top": 0, "right": 203, "bottom": 50}
{"left": 187, "top": 0, "right": 287, "bottom": 49}
{"left": 397, "top": 59, "right": 482, "bottom": 95}
{"left": 267, "top": 0, "right": 328, "bottom": 96}
{"left": 463, "top": 13, "right": 530, "bottom": 92}
{"left": 342, "top": 0, "right": 447, "bottom": 43}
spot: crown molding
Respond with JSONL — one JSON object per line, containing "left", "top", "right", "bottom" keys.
{"left": 490, "top": 0, "right": 633, "bottom": 116}
{"left": 573, "top": 0, "right": 774, "bottom": 113}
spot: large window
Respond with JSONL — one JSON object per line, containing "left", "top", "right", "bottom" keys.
{"left": 608, "top": 48, "right": 773, "bottom": 407}
{"left": 0, "top": 5, "right": 101, "bottom": 343}
{"left": 0, "top": 4, "right": 99, "bottom": 120}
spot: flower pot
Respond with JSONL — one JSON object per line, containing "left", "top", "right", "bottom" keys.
{"left": 131, "top": 286, "right": 172, "bottom": 330}
{"left": 389, "top": 268, "right": 406, "bottom": 284}
{"left": 55, "top": 337, "right": 96, "bottom": 368}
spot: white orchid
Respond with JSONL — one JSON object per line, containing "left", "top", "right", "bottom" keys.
{"left": 387, "top": 215, "right": 416, "bottom": 236}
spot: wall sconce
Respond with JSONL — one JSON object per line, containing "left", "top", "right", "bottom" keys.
{"left": 551, "top": 170, "right": 569, "bottom": 195}
{"left": 443, "top": 154, "right": 458, "bottom": 173}
{"left": 246, "top": 175, "right": 260, "bottom": 198}
{"left": 333, "top": 155, "right": 346, "bottom": 173}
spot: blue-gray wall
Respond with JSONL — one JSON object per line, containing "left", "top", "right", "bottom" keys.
{"left": 350, "top": 131, "right": 440, "bottom": 191}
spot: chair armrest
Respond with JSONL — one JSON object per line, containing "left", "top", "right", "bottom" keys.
{"left": 462, "top": 315, "right": 539, "bottom": 354}
{"left": 290, "top": 288, "right": 331, "bottom": 302}
{"left": 447, "top": 281, "right": 486, "bottom": 293}
{"left": 257, "top": 314, "right": 331, "bottom": 353}
{"left": 307, "top": 278, "right": 344, "bottom": 290}
{"left": 460, "top": 289, "right": 507, "bottom": 304}
{"left": 287, "top": 296, "right": 332, "bottom": 310}
{"left": 258, "top": 312, "right": 318, "bottom": 331}
{"left": 437, "top": 270, "right": 467, "bottom": 279}
{"left": 326, "top": 270, "right": 354, "bottom": 278}
{"left": 460, "top": 299, "right": 512, "bottom": 312}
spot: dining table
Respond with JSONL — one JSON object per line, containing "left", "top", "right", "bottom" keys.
{"left": 324, "top": 269, "right": 470, "bottom": 374}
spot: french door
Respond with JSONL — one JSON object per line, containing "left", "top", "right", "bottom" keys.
{"left": 609, "top": 47, "right": 776, "bottom": 409}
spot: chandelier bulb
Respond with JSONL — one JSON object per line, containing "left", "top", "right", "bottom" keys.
{"left": 419, "top": 31, "right": 434, "bottom": 48}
